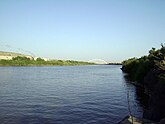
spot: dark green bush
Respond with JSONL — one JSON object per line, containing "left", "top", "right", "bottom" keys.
{"left": 122, "top": 44, "right": 165, "bottom": 83}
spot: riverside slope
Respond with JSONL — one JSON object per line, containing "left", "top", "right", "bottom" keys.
{"left": 122, "top": 63, "right": 165, "bottom": 123}
{"left": 143, "top": 65, "right": 165, "bottom": 122}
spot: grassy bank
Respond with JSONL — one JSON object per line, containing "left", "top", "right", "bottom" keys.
{"left": 0, "top": 56, "right": 94, "bottom": 66}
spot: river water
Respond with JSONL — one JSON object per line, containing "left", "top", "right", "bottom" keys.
{"left": 0, "top": 65, "right": 145, "bottom": 124}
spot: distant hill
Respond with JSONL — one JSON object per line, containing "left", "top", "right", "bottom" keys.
{"left": 0, "top": 51, "right": 94, "bottom": 66}
{"left": 0, "top": 51, "right": 33, "bottom": 60}
{"left": 0, "top": 51, "right": 25, "bottom": 56}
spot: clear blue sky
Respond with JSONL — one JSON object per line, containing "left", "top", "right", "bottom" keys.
{"left": 0, "top": 0, "right": 165, "bottom": 62}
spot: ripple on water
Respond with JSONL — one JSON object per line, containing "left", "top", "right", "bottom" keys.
{"left": 0, "top": 65, "right": 143, "bottom": 124}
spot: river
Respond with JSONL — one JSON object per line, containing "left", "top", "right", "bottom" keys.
{"left": 0, "top": 65, "right": 145, "bottom": 124}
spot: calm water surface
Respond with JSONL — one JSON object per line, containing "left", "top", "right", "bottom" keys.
{"left": 0, "top": 65, "right": 144, "bottom": 124}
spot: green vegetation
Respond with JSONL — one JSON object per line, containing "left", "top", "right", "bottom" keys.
{"left": 107, "top": 62, "right": 122, "bottom": 65}
{"left": 0, "top": 56, "right": 94, "bottom": 66}
{"left": 122, "top": 44, "right": 165, "bottom": 82}
{"left": 122, "top": 44, "right": 165, "bottom": 121}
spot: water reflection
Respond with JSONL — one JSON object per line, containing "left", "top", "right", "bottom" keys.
{"left": 122, "top": 73, "right": 149, "bottom": 117}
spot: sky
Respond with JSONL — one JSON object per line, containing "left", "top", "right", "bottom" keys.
{"left": 0, "top": 0, "right": 165, "bottom": 62}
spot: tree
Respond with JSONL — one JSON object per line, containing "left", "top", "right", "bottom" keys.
{"left": 36, "top": 58, "right": 45, "bottom": 61}
{"left": 12, "top": 56, "right": 30, "bottom": 61}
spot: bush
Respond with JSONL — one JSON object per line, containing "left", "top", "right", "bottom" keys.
{"left": 12, "top": 56, "right": 30, "bottom": 61}
{"left": 122, "top": 44, "right": 165, "bottom": 83}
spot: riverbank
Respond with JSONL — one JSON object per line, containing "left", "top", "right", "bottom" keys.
{"left": 108, "top": 63, "right": 122, "bottom": 65}
{"left": 118, "top": 115, "right": 157, "bottom": 124}
{"left": 0, "top": 56, "right": 94, "bottom": 66}
{"left": 121, "top": 44, "right": 165, "bottom": 122}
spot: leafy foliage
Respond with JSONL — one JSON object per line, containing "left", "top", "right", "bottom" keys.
{"left": 122, "top": 44, "right": 165, "bottom": 82}
{"left": 0, "top": 56, "right": 94, "bottom": 66}
{"left": 36, "top": 57, "right": 45, "bottom": 61}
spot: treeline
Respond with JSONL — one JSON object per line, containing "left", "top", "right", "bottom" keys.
{"left": 0, "top": 56, "right": 94, "bottom": 66}
{"left": 122, "top": 44, "right": 165, "bottom": 122}
{"left": 121, "top": 44, "right": 165, "bottom": 83}
{"left": 108, "top": 63, "right": 122, "bottom": 65}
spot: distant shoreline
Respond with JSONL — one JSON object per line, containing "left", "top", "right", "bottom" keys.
{"left": 0, "top": 56, "right": 95, "bottom": 66}
{"left": 107, "top": 63, "right": 122, "bottom": 65}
